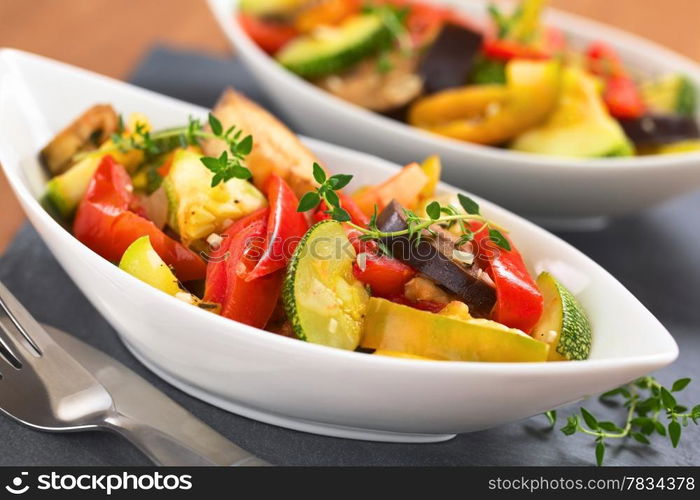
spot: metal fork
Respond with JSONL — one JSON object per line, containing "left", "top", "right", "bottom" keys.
{"left": 0, "top": 281, "right": 267, "bottom": 466}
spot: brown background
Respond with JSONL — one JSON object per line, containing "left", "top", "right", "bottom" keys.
{"left": 1, "top": 0, "right": 699, "bottom": 254}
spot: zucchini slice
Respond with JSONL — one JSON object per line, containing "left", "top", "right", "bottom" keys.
{"left": 276, "top": 13, "right": 390, "bottom": 78}
{"left": 532, "top": 272, "right": 592, "bottom": 361}
{"left": 283, "top": 220, "right": 369, "bottom": 350}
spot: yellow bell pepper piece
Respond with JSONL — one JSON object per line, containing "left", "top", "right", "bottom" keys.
{"left": 409, "top": 60, "right": 561, "bottom": 145}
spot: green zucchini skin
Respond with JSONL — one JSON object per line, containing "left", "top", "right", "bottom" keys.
{"left": 283, "top": 220, "right": 369, "bottom": 350}
{"left": 276, "top": 14, "right": 391, "bottom": 79}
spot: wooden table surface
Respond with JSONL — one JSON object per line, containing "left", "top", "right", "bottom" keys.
{"left": 1, "top": 0, "right": 699, "bottom": 254}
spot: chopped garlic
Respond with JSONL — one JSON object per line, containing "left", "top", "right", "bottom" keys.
{"left": 356, "top": 252, "right": 368, "bottom": 272}
{"left": 452, "top": 249, "right": 475, "bottom": 265}
{"left": 206, "top": 233, "right": 224, "bottom": 249}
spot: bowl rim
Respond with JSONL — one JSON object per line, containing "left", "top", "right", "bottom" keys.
{"left": 0, "top": 48, "right": 679, "bottom": 377}
{"left": 212, "top": 0, "right": 700, "bottom": 171}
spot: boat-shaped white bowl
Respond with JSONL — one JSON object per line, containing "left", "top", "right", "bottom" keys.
{"left": 0, "top": 49, "right": 678, "bottom": 442}
{"left": 211, "top": 0, "right": 700, "bottom": 224}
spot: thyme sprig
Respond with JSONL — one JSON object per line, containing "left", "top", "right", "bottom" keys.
{"left": 545, "top": 376, "right": 700, "bottom": 466}
{"left": 297, "top": 165, "right": 511, "bottom": 251}
{"left": 95, "top": 113, "right": 253, "bottom": 187}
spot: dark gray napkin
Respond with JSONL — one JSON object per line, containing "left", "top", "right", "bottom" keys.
{"left": 0, "top": 46, "right": 698, "bottom": 466}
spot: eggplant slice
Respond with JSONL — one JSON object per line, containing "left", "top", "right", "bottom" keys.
{"left": 418, "top": 23, "right": 484, "bottom": 95}
{"left": 376, "top": 200, "right": 496, "bottom": 317}
{"left": 619, "top": 114, "right": 700, "bottom": 146}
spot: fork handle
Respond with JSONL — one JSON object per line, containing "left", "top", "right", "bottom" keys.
{"left": 105, "top": 413, "right": 269, "bottom": 466}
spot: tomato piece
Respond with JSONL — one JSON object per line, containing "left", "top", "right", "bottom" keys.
{"left": 74, "top": 156, "right": 206, "bottom": 281}
{"left": 603, "top": 76, "right": 646, "bottom": 119}
{"left": 483, "top": 27, "right": 564, "bottom": 61}
{"left": 247, "top": 175, "right": 308, "bottom": 281}
{"left": 585, "top": 41, "right": 645, "bottom": 119}
{"left": 238, "top": 14, "right": 299, "bottom": 54}
{"left": 353, "top": 253, "right": 416, "bottom": 298}
{"left": 469, "top": 223, "right": 543, "bottom": 333}
{"left": 204, "top": 208, "right": 268, "bottom": 304}
{"left": 204, "top": 207, "right": 284, "bottom": 328}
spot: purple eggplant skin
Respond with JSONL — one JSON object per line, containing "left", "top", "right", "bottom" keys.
{"left": 418, "top": 23, "right": 484, "bottom": 95}
{"left": 619, "top": 114, "right": 700, "bottom": 146}
{"left": 376, "top": 200, "right": 496, "bottom": 318}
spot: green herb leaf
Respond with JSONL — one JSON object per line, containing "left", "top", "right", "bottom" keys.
{"left": 560, "top": 415, "right": 578, "bottom": 436}
{"left": 200, "top": 156, "right": 223, "bottom": 173}
{"left": 298, "top": 192, "right": 321, "bottom": 212}
{"left": 328, "top": 174, "right": 353, "bottom": 190}
{"left": 325, "top": 189, "right": 340, "bottom": 209}
{"left": 598, "top": 421, "right": 622, "bottom": 432}
{"left": 595, "top": 441, "right": 605, "bottom": 466}
{"left": 208, "top": 113, "right": 223, "bottom": 136}
{"left": 669, "top": 421, "right": 682, "bottom": 447}
{"left": 581, "top": 408, "right": 599, "bottom": 430}
{"left": 631, "top": 432, "right": 651, "bottom": 445}
{"left": 236, "top": 135, "right": 254, "bottom": 155}
{"left": 661, "top": 387, "right": 677, "bottom": 409}
{"left": 544, "top": 410, "right": 557, "bottom": 426}
{"left": 313, "top": 163, "right": 326, "bottom": 184}
{"left": 672, "top": 378, "right": 692, "bottom": 392}
{"left": 489, "top": 229, "right": 512, "bottom": 251}
{"left": 655, "top": 421, "right": 667, "bottom": 436}
{"left": 332, "top": 206, "right": 351, "bottom": 222}
{"left": 426, "top": 201, "right": 441, "bottom": 220}
{"left": 457, "top": 193, "right": 480, "bottom": 215}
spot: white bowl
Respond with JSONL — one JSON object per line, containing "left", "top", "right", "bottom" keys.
{"left": 0, "top": 49, "right": 678, "bottom": 442}
{"left": 210, "top": 0, "right": 700, "bottom": 225}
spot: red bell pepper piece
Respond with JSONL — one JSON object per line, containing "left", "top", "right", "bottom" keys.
{"left": 469, "top": 223, "right": 543, "bottom": 333}
{"left": 586, "top": 41, "right": 645, "bottom": 119}
{"left": 352, "top": 253, "right": 416, "bottom": 298}
{"left": 483, "top": 26, "right": 564, "bottom": 61}
{"left": 203, "top": 208, "right": 268, "bottom": 304}
{"left": 246, "top": 175, "right": 308, "bottom": 281}
{"left": 238, "top": 14, "right": 299, "bottom": 54}
{"left": 204, "top": 208, "right": 285, "bottom": 328}
{"left": 74, "top": 156, "right": 206, "bottom": 281}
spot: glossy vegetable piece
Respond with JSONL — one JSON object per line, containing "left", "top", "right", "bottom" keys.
{"left": 376, "top": 200, "right": 496, "bottom": 317}
{"left": 352, "top": 162, "right": 428, "bottom": 216}
{"left": 119, "top": 236, "right": 182, "bottom": 296}
{"left": 468, "top": 222, "right": 542, "bottom": 334}
{"left": 163, "top": 148, "right": 266, "bottom": 247}
{"left": 204, "top": 208, "right": 285, "bottom": 328}
{"left": 352, "top": 252, "right": 416, "bottom": 298}
{"left": 586, "top": 41, "right": 646, "bottom": 119}
{"left": 202, "top": 89, "right": 320, "bottom": 199}
{"left": 531, "top": 272, "right": 592, "bottom": 361}
{"left": 619, "top": 114, "right": 700, "bottom": 147}
{"left": 238, "top": 14, "right": 299, "bottom": 53}
{"left": 418, "top": 154, "right": 441, "bottom": 200}
{"left": 283, "top": 221, "right": 370, "bottom": 350}
{"left": 409, "top": 60, "right": 561, "bottom": 145}
{"left": 276, "top": 13, "right": 390, "bottom": 78}
{"left": 418, "top": 23, "right": 483, "bottom": 94}
{"left": 73, "top": 156, "right": 206, "bottom": 281}
{"left": 362, "top": 298, "right": 549, "bottom": 362}
{"left": 641, "top": 73, "right": 697, "bottom": 117}
{"left": 43, "top": 113, "right": 150, "bottom": 219}
{"left": 247, "top": 174, "right": 309, "bottom": 280}
{"left": 512, "top": 67, "right": 633, "bottom": 157}
{"left": 294, "top": 0, "right": 361, "bottom": 32}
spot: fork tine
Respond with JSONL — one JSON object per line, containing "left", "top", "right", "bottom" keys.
{"left": 0, "top": 281, "right": 55, "bottom": 357}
